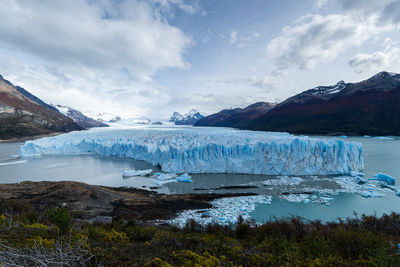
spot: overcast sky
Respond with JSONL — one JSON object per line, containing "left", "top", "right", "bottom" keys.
{"left": 0, "top": 0, "right": 399, "bottom": 119}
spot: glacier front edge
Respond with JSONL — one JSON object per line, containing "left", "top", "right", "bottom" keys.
{"left": 20, "top": 126, "right": 364, "bottom": 175}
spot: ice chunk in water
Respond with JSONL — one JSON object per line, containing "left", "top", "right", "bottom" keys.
{"left": 371, "top": 173, "right": 395, "bottom": 185}
{"left": 122, "top": 169, "right": 153, "bottom": 178}
{"left": 350, "top": 171, "right": 364, "bottom": 177}
{"left": 176, "top": 173, "right": 193, "bottom": 183}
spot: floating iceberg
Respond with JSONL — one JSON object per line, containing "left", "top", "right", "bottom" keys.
{"left": 151, "top": 172, "right": 177, "bottom": 186}
{"left": 354, "top": 176, "right": 367, "bottom": 184}
{"left": 176, "top": 173, "right": 193, "bottom": 183}
{"left": 122, "top": 169, "right": 153, "bottom": 178}
{"left": 261, "top": 176, "right": 304, "bottom": 186}
{"left": 20, "top": 126, "right": 363, "bottom": 175}
{"left": 350, "top": 171, "right": 364, "bottom": 177}
{"left": 281, "top": 194, "right": 311, "bottom": 203}
{"left": 371, "top": 173, "right": 395, "bottom": 185}
{"left": 375, "top": 136, "right": 394, "bottom": 140}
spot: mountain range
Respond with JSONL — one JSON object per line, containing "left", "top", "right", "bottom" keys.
{"left": 0, "top": 75, "right": 82, "bottom": 139}
{"left": 198, "top": 71, "right": 400, "bottom": 136}
{"left": 2, "top": 71, "right": 400, "bottom": 139}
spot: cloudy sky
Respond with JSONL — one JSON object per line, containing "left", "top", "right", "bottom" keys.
{"left": 0, "top": 0, "right": 399, "bottom": 119}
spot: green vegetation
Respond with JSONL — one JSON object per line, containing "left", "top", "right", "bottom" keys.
{"left": 0, "top": 201, "right": 399, "bottom": 266}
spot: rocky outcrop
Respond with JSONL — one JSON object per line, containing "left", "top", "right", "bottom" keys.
{"left": 0, "top": 181, "right": 252, "bottom": 222}
{"left": 0, "top": 75, "right": 83, "bottom": 139}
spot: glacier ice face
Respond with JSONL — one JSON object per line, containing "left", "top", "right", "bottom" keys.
{"left": 20, "top": 126, "right": 363, "bottom": 175}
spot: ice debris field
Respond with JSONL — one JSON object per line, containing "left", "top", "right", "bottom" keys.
{"left": 20, "top": 127, "right": 363, "bottom": 175}
{"left": 169, "top": 195, "right": 273, "bottom": 227}
{"left": 169, "top": 172, "right": 399, "bottom": 226}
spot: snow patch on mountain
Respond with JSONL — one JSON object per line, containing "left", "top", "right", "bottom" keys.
{"left": 310, "top": 80, "right": 346, "bottom": 96}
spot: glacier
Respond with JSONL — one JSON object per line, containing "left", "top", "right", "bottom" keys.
{"left": 20, "top": 126, "right": 363, "bottom": 175}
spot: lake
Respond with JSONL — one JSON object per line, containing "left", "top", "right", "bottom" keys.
{"left": 1, "top": 132, "right": 399, "bottom": 223}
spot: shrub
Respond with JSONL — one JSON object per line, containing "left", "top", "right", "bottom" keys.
{"left": 0, "top": 214, "right": 5, "bottom": 225}
{"left": 27, "top": 235, "right": 55, "bottom": 249}
{"left": 47, "top": 207, "right": 71, "bottom": 235}
{"left": 23, "top": 223, "right": 48, "bottom": 230}
{"left": 145, "top": 257, "right": 173, "bottom": 267}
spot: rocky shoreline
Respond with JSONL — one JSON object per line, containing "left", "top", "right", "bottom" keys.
{"left": 0, "top": 181, "right": 254, "bottom": 223}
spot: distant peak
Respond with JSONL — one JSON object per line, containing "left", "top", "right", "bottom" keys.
{"left": 336, "top": 80, "right": 345, "bottom": 85}
{"left": 371, "top": 71, "right": 399, "bottom": 79}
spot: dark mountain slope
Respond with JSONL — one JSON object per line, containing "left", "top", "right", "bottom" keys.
{"left": 195, "top": 102, "right": 276, "bottom": 128}
{"left": 0, "top": 75, "right": 83, "bottom": 139}
{"left": 246, "top": 72, "right": 400, "bottom": 135}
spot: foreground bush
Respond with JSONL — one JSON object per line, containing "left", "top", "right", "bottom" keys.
{"left": 0, "top": 204, "right": 399, "bottom": 266}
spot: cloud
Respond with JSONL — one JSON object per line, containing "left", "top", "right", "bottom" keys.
{"left": 267, "top": 14, "right": 375, "bottom": 71}
{"left": 314, "top": 0, "right": 328, "bottom": 8}
{"left": 149, "top": 0, "right": 201, "bottom": 15}
{"left": 230, "top": 31, "right": 238, "bottom": 44}
{"left": 378, "top": 0, "right": 400, "bottom": 26}
{"left": 256, "top": 0, "right": 400, "bottom": 92}
{"left": 0, "top": 0, "right": 191, "bottom": 78}
{"left": 0, "top": 0, "right": 192, "bottom": 118}
{"left": 348, "top": 38, "right": 400, "bottom": 74}
{"left": 348, "top": 52, "right": 389, "bottom": 74}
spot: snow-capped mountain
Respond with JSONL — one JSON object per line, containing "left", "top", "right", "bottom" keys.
{"left": 52, "top": 105, "right": 108, "bottom": 129}
{"left": 169, "top": 112, "right": 184, "bottom": 122}
{"left": 246, "top": 71, "right": 400, "bottom": 135}
{"left": 96, "top": 113, "right": 122, "bottom": 123}
{"left": 169, "top": 109, "right": 204, "bottom": 125}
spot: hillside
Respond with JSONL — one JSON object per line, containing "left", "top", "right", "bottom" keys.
{"left": 246, "top": 72, "right": 400, "bottom": 135}
{"left": 195, "top": 102, "right": 276, "bottom": 128}
{"left": 0, "top": 75, "right": 83, "bottom": 139}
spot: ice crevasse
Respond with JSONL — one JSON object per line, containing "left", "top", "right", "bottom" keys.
{"left": 20, "top": 127, "right": 364, "bottom": 175}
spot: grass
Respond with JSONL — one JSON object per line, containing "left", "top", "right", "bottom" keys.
{"left": 0, "top": 201, "right": 399, "bottom": 266}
